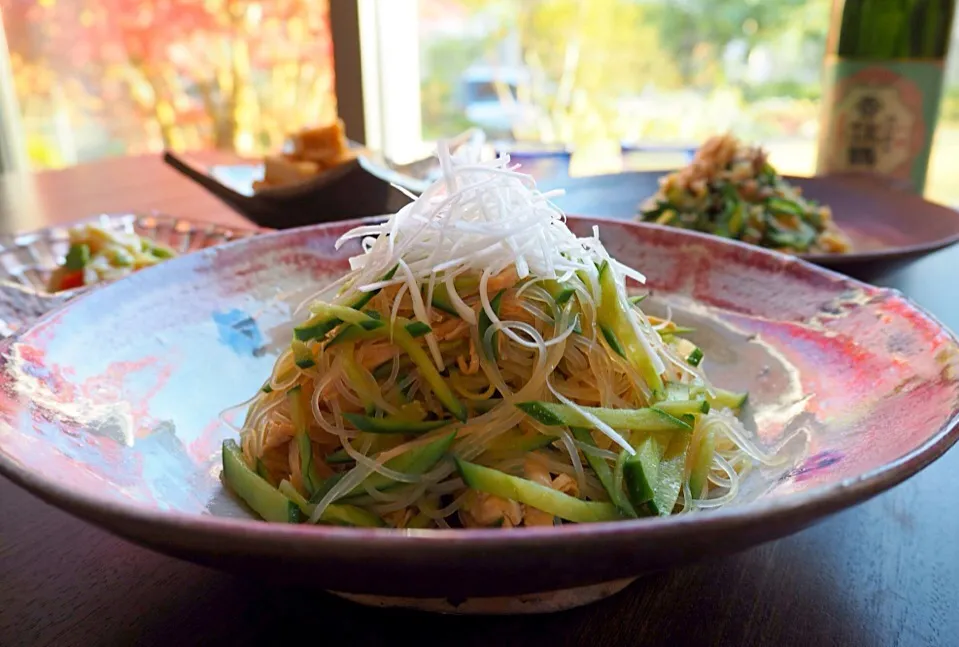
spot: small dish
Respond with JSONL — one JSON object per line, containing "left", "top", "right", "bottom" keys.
{"left": 168, "top": 130, "right": 488, "bottom": 230}
{"left": 0, "top": 212, "right": 259, "bottom": 336}
{"left": 0, "top": 217, "right": 956, "bottom": 614}
{"left": 164, "top": 152, "right": 414, "bottom": 231}
{"left": 543, "top": 172, "right": 959, "bottom": 269}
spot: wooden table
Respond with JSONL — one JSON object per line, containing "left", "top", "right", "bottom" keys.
{"left": 1, "top": 156, "right": 957, "bottom": 647}
{"left": 0, "top": 153, "right": 249, "bottom": 234}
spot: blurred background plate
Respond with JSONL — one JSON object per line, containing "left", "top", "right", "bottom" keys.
{"left": 541, "top": 171, "right": 959, "bottom": 270}
{"left": 0, "top": 212, "right": 260, "bottom": 337}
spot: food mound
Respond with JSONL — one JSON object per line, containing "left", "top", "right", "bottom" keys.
{"left": 637, "top": 134, "right": 850, "bottom": 254}
{"left": 222, "top": 140, "right": 774, "bottom": 530}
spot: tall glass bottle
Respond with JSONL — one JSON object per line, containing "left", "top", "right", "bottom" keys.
{"left": 817, "top": 0, "right": 956, "bottom": 194}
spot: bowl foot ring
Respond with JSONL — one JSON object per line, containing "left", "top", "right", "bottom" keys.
{"left": 328, "top": 577, "right": 636, "bottom": 614}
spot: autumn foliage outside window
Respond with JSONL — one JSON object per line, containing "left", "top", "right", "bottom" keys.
{"left": 1, "top": 0, "right": 337, "bottom": 170}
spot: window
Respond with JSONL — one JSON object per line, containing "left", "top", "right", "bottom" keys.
{"left": 414, "top": 0, "right": 834, "bottom": 176}
{"left": 0, "top": 1, "right": 337, "bottom": 170}
{"left": 4, "top": 1, "right": 958, "bottom": 208}
{"left": 366, "top": 0, "right": 959, "bottom": 206}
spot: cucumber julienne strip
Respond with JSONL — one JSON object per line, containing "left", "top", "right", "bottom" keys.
{"left": 655, "top": 399, "right": 709, "bottom": 416}
{"left": 597, "top": 262, "right": 666, "bottom": 400}
{"left": 648, "top": 435, "right": 689, "bottom": 516}
{"left": 324, "top": 317, "right": 466, "bottom": 421}
{"left": 340, "top": 347, "right": 382, "bottom": 415}
{"left": 288, "top": 386, "right": 323, "bottom": 495}
{"left": 404, "top": 321, "right": 433, "bottom": 338}
{"left": 688, "top": 428, "right": 717, "bottom": 498}
{"left": 291, "top": 339, "right": 316, "bottom": 369}
{"left": 707, "top": 388, "right": 748, "bottom": 411}
{"left": 623, "top": 434, "right": 663, "bottom": 506}
{"left": 686, "top": 347, "right": 704, "bottom": 367}
{"left": 327, "top": 320, "right": 432, "bottom": 347}
{"left": 516, "top": 401, "right": 691, "bottom": 432}
{"left": 389, "top": 322, "right": 467, "bottom": 421}
{"left": 325, "top": 449, "right": 354, "bottom": 465}
{"left": 455, "top": 459, "right": 623, "bottom": 523}
{"left": 571, "top": 428, "right": 637, "bottom": 518}
{"left": 294, "top": 266, "right": 398, "bottom": 341}
{"left": 310, "top": 431, "right": 458, "bottom": 504}
{"left": 542, "top": 278, "right": 575, "bottom": 305}
{"left": 342, "top": 412, "right": 453, "bottom": 435}
{"left": 278, "top": 480, "right": 385, "bottom": 527}
{"left": 221, "top": 440, "right": 301, "bottom": 523}
{"left": 296, "top": 305, "right": 383, "bottom": 341}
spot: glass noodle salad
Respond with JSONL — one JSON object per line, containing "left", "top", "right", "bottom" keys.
{"left": 637, "top": 134, "right": 851, "bottom": 254}
{"left": 221, "top": 139, "right": 778, "bottom": 530}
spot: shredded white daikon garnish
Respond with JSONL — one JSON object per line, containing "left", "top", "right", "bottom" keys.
{"left": 332, "top": 136, "right": 646, "bottom": 315}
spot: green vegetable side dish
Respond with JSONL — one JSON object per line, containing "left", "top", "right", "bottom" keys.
{"left": 637, "top": 134, "right": 851, "bottom": 255}
{"left": 47, "top": 223, "right": 179, "bottom": 293}
{"left": 221, "top": 142, "right": 767, "bottom": 531}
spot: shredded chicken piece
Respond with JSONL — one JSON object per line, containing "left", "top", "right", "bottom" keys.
{"left": 552, "top": 473, "right": 580, "bottom": 498}
{"left": 519, "top": 457, "right": 582, "bottom": 526}
{"left": 498, "top": 297, "right": 538, "bottom": 325}
{"left": 378, "top": 284, "right": 407, "bottom": 309}
{"left": 456, "top": 337, "right": 480, "bottom": 375}
{"left": 356, "top": 342, "right": 398, "bottom": 371}
{"left": 739, "top": 178, "right": 760, "bottom": 201}
{"left": 306, "top": 423, "right": 344, "bottom": 448}
{"left": 523, "top": 457, "right": 556, "bottom": 527}
{"left": 488, "top": 266, "right": 519, "bottom": 292}
{"left": 523, "top": 511, "right": 554, "bottom": 528}
{"left": 459, "top": 491, "right": 523, "bottom": 528}
{"left": 592, "top": 430, "right": 613, "bottom": 451}
{"left": 432, "top": 318, "right": 470, "bottom": 341}
{"left": 652, "top": 134, "right": 763, "bottom": 199}
{"left": 523, "top": 506, "right": 555, "bottom": 527}
{"left": 524, "top": 456, "right": 552, "bottom": 486}
{"left": 261, "top": 419, "right": 295, "bottom": 450}
{"left": 288, "top": 440, "right": 304, "bottom": 494}
{"left": 311, "top": 451, "right": 334, "bottom": 479}
{"left": 383, "top": 508, "right": 414, "bottom": 529}
{"left": 252, "top": 440, "right": 293, "bottom": 485}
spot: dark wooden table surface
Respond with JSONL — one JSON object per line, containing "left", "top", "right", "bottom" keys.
{"left": 0, "top": 156, "right": 957, "bottom": 647}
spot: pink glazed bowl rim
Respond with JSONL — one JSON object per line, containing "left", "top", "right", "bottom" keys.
{"left": 0, "top": 215, "right": 956, "bottom": 557}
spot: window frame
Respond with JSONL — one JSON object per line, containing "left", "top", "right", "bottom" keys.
{"left": 334, "top": 0, "right": 428, "bottom": 163}
{"left": 0, "top": 13, "right": 27, "bottom": 172}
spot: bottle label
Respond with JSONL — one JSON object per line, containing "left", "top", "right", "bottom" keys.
{"left": 817, "top": 59, "right": 944, "bottom": 194}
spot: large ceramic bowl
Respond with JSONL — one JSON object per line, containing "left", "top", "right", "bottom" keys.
{"left": 0, "top": 217, "right": 957, "bottom": 614}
